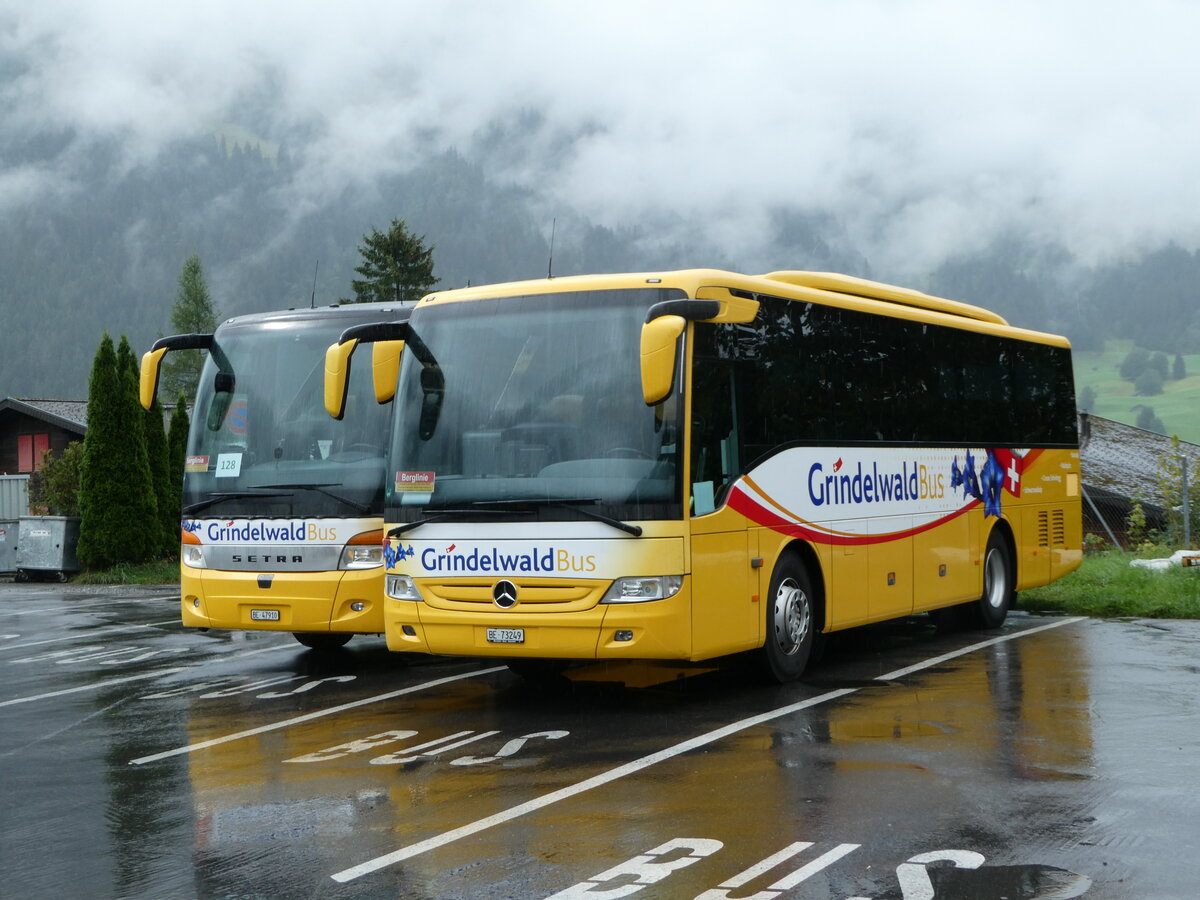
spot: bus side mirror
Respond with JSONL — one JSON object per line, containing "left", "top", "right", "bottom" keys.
{"left": 325, "top": 339, "right": 358, "bottom": 419}
{"left": 371, "top": 340, "right": 406, "bottom": 404}
{"left": 640, "top": 315, "right": 686, "bottom": 405}
{"left": 139, "top": 332, "right": 215, "bottom": 409}
{"left": 139, "top": 348, "right": 169, "bottom": 410}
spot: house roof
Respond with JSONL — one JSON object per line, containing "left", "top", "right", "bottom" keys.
{"left": 1079, "top": 413, "right": 1199, "bottom": 501}
{"left": 0, "top": 398, "right": 88, "bottom": 434}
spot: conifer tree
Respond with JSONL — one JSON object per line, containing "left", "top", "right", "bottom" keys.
{"left": 118, "top": 335, "right": 160, "bottom": 562}
{"left": 78, "top": 334, "right": 161, "bottom": 567}
{"left": 167, "top": 393, "right": 190, "bottom": 515}
{"left": 161, "top": 254, "right": 219, "bottom": 401}
{"left": 78, "top": 334, "right": 127, "bottom": 567}
{"left": 348, "top": 218, "right": 438, "bottom": 304}
{"left": 145, "top": 397, "right": 174, "bottom": 557}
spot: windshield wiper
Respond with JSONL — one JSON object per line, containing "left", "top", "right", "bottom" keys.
{"left": 526, "top": 498, "right": 643, "bottom": 536}
{"left": 387, "top": 499, "right": 643, "bottom": 538}
{"left": 182, "top": 490, "right": 291, "bottom": 515}
{"left": 255, "top": 482, "right": 372, "bottom": 515}
{"left": 387, "top": 508, "right": 525, "bottom": 538}
{"left": 422, "top": 501, "right": 643, "bottom": 535}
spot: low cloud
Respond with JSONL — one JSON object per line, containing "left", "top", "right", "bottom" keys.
{"left": 6, "top": 0, "right": 1200, "bottom": 278}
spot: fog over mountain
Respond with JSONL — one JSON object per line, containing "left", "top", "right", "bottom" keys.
{"left": 4, "top": 1, "right": 1200, "bottom": 397}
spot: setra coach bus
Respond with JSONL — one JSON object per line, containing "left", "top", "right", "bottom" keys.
{"left": 323, "top": 269, "right": 1081, "bottom": 679}
{"left": 140, "top": 303, "right": 409, "bottom": 649}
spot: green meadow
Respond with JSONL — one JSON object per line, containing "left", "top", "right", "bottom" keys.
{"left": 1073, "top": 342, "right": 1200, "bottom": 443}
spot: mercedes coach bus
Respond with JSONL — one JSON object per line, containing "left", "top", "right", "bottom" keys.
{"left": 323, "top": 270, "right": 1081, "bottom": 679}
{"left": 140, "top": 303, "right": 409, "bottom": 650}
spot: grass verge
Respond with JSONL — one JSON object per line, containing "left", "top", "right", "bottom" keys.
{"left": 71, "top": 559, "right": 180, "bottom": 585}
{"left": 1020, "top": 550, "right": 1200, "bottom": 618}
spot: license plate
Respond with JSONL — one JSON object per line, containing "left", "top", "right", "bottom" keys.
{"left": 486, "top": 627, "right": 525, "bottom": 644}
{"left": 250, "top": 609, "right": 281, "bottom": 622}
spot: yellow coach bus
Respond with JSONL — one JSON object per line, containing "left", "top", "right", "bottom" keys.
{"left": 140, "top": 304, "right": 409, "bottom": 650}
{"left": 324, "top": 270, "right": 1081, "bottom": 679}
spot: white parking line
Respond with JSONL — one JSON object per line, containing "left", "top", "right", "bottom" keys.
{"left": 128, "top": 665, "right": 509, "bottom": 766}
{"left": 0, "top": 668, "right": 191, "bottom": 708}
{"left": 0, "top": 620, "right": 184, "bottom": 652}
{"left": 218, "top": 641, "right": 303, "bottom": 660}
{"left": 331, "top": 617, "right": 1086, "bottom": 883}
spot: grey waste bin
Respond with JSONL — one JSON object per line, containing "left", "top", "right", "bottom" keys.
{"left": 0, "top": 520, "right": 16, "bottom": 573}
{"left": 16, "top": 516, "right": 81, "bottom": 582}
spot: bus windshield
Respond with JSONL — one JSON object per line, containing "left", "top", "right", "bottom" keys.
{"left": 386, "top": 288, "right": 685, "bottom": 523}
{"left": 185, "top": 313, "right": 393, "bottom": 518}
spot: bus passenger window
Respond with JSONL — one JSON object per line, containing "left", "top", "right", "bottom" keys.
{"left": 691, "top": 362, "right": 740, "bottom": 511}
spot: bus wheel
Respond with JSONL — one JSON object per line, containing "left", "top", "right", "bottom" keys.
{"left": 293, "top": 632, "right": 353, "bottom": 651}
{"left": 759, "top": 557, "right": 816, "bottom": 682}
{"left": 972, "top": 532, "right": 1014, "bottom": 629}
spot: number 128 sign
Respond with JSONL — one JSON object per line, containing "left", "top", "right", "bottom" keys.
{"left": 215, "top": 453, "right": 242, "bottom": 478}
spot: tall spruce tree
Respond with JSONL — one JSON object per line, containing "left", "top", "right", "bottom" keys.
{"left": 167, "top": 393, "right": 190, "bottom": 515}
{"left": 78, "top": 334, "right": 120, "bottom": 567}
{"left": 161, "top": 254, "right": 219, "bottom": 402}
{"left": 144, "top": 396, "right": 174, "bottom": 557}
{"left": 79, "top": 333, "right": 159, "bottom": 567}
{"left": 118, "top": 335, "right": 160, "bottom": 562}
{"left": 347, "top": 218, "right": 438, "bottom": 304}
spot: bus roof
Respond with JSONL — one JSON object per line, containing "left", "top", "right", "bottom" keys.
{"left": 418, "top": 269, "right": 1071, "bottom": 349}
{"left": 217, "top": 302, "right": 408, "bottom": 331}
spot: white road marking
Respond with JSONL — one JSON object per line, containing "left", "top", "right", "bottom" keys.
{"left": 0, "top": 668, "right": 190, "bottom": 708}
{"left": 0, "top": 620, "right": 183, "bottom": 652}
{"left": 216, "top": 642, "right": 302, "bottom": 661}
{"left": 331, "top": 616, "right": 1086, "bottom": 883}
{"left": 128, "top": 665, "right": 508, "bottom": 765}
{"left": 873, "top": 617, "right": 1085, "bottom": 681}
{"left": 0, "top": 697, "right": 131, "bottom": 760}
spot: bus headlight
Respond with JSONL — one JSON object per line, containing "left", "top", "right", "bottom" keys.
{"left": 600, "top": 575, "right": 683, "bottom": 603}
{"left": 387, "top": 574, "right": 424, "bottom": 601}
{"left": 339, "top": 544, "right": 384, "bottom": 570}
{"left": 182, "top": 544, "right": 206, "bottom": 569}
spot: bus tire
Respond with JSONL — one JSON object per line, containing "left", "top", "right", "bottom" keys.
{"left": 758, "top": 555, "right": 816, "bottom": 683}
{"left": 293, "top": 632, "right": 353, "bottom": 651}
{"left": 972, "top": 531, "right": 1014, "bottom": 629}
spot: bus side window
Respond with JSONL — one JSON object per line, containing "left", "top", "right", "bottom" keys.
{"left": 690, "top": 361, "right": 740, "bottom": 513}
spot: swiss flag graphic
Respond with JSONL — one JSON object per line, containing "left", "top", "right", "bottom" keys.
{"left": 991, "top": 449, "right": 1023, "bottom": 497}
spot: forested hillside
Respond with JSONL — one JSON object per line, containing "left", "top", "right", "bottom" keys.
{"left": 2, "top": 131, "right": 1199, "bottom": 400}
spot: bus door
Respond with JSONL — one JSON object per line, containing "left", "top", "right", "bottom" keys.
{"left": 913, "top": 504, "right": 973, "bottom": 613}
{"left": 689, "top": 360, "right": 759, "bottom": 658}
{"left": 817, "top": 503, "right": 915, "bottom": 628}
{"left": 820, "top": 515, "right": 913, "bottom": 627}
{"left": 867, "top": 514, "right": 914, "bottom": 620}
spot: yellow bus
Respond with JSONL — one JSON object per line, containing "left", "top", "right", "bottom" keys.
{"left": 324, "top": 270, "right": 1081, "bottom": 679}
{"left": 140, "top": 304, "right": 409, "bottom": 650}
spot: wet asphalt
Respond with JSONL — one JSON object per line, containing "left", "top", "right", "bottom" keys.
{"left": 1, "top": 581, "right": 1197, "bottom": 899}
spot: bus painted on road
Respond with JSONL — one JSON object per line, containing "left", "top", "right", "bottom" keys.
{"left": 324, "top": 270, "right": 1081, "bottom": 679}
{"left": 141, "top": 304, "right": 409, "bottom": 650}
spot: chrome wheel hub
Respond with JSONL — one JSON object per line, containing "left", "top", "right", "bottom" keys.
{"left": 983, "top": 548, "right": 1006, "bottom": 609}
{"left": 773, "top": 577, "right": 810, "bottom": 656}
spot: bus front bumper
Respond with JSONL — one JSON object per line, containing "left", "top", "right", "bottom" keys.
{"left": 383, "top": 590, "right": 694, "bottom": 660}
{"left": 180, "top": 566, "right": 385, "bottom": 633}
